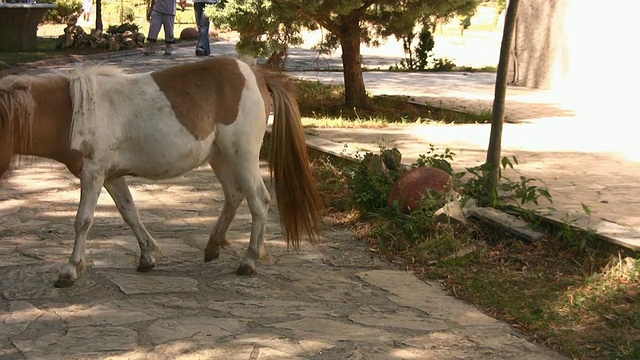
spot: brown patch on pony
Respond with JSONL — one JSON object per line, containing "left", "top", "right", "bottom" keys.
{"left": 28, "top": 74, "right": 84, "bottom": 176}
{"left": 151, "top": 57, "right": 246, "bottom": 140}
{"left": 0, "top": 73, "right": 84, "bottom": 180}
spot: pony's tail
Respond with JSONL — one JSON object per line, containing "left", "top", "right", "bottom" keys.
{"left": 264, "top": 72, "right": 323, "bottom": 249}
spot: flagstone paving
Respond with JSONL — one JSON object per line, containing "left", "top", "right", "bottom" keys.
{"left": 4, "top": 36, "right": 632, "bottom": 359}
{"left": 0, "top": 159, "right": 567, "bottom": 359}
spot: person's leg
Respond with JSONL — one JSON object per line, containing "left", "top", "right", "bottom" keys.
{"left": 145, "top": 11, "right": 162, "bottom": 55}
{"left": 194, "top": 2, "right": 211, "bottom": 55}
{"left": 162, "top": 14, "right": 176, "bottom": 55}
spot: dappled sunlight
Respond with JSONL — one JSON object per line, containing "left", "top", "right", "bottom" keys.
{"left": 0, "top": 198, "right": 26, "bottom": 215}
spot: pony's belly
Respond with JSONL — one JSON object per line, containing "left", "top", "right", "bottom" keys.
{"left": 114, "top": 132, "right": 215, "bottom": 179}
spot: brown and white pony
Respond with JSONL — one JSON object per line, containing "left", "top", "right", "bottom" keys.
{"left": 0, "top": 57, "right": 322, "bottom": 287}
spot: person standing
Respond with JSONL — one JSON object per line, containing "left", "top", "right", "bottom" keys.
{"left": 82, "top": 0, "right": 93, "bottom": 23}
{"left": 185, "top": 0, "right": 218, "bottom": 56}
{"left": 145, "top": 0, "right": 184, "bottom": 56}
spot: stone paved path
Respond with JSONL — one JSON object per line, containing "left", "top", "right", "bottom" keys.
{"left": 0, "top": 158, "right": 566, "bottom": 359}
{"left": 1, "top": 37, "right": 610, "bottom": 359}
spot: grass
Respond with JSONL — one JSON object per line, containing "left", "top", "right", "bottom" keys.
{"left": 297, "top": 83, "right": 640, "bottom": 360}
{"left": 0, "top": 3, "right": 199, "bottom": 69}
{"left": 308, "top": 148, "right": 639, "bottom": 360}
{"left": 5, "top": 11, "right": 638, "bottom": 358}
{"left": 296, "top": 80, "right": 492, "bottom": 126}
{"left": 1, "top": 36, "right": 116, "bottom": 68}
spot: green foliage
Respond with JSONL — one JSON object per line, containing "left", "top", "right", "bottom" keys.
{"left": 102, "top": 2, "right": 142, "bottom": 35}
{"left": 106, "top": 22, "right": 140, "bottom": 35}
{"left": 431, "top": 57, "right": 457, "bottom": 71}
{"left": 456, "top": 156, "right": 553, "bottom": 217}
{"left": 207, "top": 0, "right": 480, "bottom": 105}
{"left": 346, "top": 151, "right": 395, "bottom": 214}
{"left": 309, "top": 154, "right": 352, "bottom": 212}
{"left": 40, "top": 0, "right": 83, "bottom": 24}
{"left": 207, "top": 0, "right": 314, "bottom": 58}
{"left": 556, "top": 203, "right": 600, "bottom": 255}
{"left": 123, "top": 7, "right": 136, "bottom": 23}
{"left": 412, "top": 144, "right": 455, "bottom": 174}
{"left": 347, "top": 144, "right": 552, "bottom": 221}
{"left": 399, "top": 24, "right": 435, "bottom": 71}
{"left": 394, "top": 25, "right": 458, "bottom": 72}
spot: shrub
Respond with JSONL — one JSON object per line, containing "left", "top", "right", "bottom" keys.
{"left": 106, "top": 23, "right": 140, "bottom": 35}
{"left": 41, "top": 0, "right": 83, "bottom": 24}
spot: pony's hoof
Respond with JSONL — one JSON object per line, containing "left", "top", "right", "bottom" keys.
{"left": 204, "top": 249, "right": 220, "bottom": 262}
{"left": 236, "top": 264, "right": 255, "bottom": 276}
{"left": 136, "top": 263, "right": 155, "bottom": 272}
{"left": 204, "top": 239, "right": 230, "bottom": 262}
{"left": 54, "top": 276, "right": 75, "bottom": 288}
{"left": 137, "top": 254, "right": 156, "bottom": 272}
{"left": 56, "top": 263, "right": 82, "bottom": 287}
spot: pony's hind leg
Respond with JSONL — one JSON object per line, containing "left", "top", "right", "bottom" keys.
{"left": 204, "top": 152, "right": 244, "bottom": 262}
{"left": 210, "top": 135, "right": 270, "bottom": 275}
{"left": 228, "top": 149, "right": 271, "bottom": 275}
{"left": 104, "top": 177, "right": 162, "bottom": 272}
{"left": 56, "top": 170, "right": 105, "bottom": 287}
{"left": 231, "top": 157, "right": 271, "bottom": 275}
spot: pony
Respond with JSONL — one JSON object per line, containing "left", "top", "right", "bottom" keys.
{"left": 0, "top": 57, "right": 323, "bottom": 287}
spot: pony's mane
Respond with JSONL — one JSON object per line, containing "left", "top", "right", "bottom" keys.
{"left": 68, "top": 63, "right": 126, "bottom": 79}
{"left": 67, "top": 64, "right": 124, "bottom": 151}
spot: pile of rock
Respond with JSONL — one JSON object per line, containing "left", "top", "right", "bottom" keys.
{"left": 56, "top": 16, "right": 145, "bottom": 51}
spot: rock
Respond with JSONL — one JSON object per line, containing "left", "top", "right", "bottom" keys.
{"left": 361, "top": 153, "right": 390, "bottom": 180}
{"left": 434, "top": 197, "right": 476, "bottom": 226}
{"left": 388, "top": 166, "right": 454, "bottom": 211}
{"left": 380, "top": 147, "right": 403, "bottom": 174}
{"left": 469, "top": 206, "right": 545, "bottom": 242}
{"left": 180, "top": 27, "right": 198, "bottom": 40}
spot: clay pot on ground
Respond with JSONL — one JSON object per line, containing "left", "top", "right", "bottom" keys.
{"left": 388, "top": 166, "right": 455, "bottom": 212}
{"left": 180, "top": 27, "right": 198, "bottom": 40}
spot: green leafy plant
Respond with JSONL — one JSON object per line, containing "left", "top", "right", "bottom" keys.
{"left": 346, "top": 151, "right": 395, "bottom": 214}
{"left": 457, "top": 156, "right": 553, "bottom": 218}
{"left": 41, "top": 0, "right": 83, "bottom": 24}
{"left": 106, "top": 22, "right": 140, "bottom": 35}
{"left": 556, "top": 203, "right": 599, "bottom": 255}
{"left": 412, "top": 144, "right": 456, "bottom": 174}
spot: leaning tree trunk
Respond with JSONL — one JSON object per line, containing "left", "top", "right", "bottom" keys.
{"left": 338, "top": 21, "right": 369, "bottom": 108}
{"left": 485, "top": 0, "right": 519, "bottom": 203}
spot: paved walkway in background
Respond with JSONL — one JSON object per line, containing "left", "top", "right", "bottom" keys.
{"left": 0, "top": 38, "right": 636, "bottom": 359}
{"left": 284, "top": 46, "right": 640, "bottom": 252}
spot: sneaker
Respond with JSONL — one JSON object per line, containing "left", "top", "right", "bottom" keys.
{"left": 164, "top": 45, "right": 173, "bottom": 56}
{"left": 195, "top": 48, "right": 206, "bottom": 56}
{"left": 143, "top": 43, "right": 156, "bottom": 55}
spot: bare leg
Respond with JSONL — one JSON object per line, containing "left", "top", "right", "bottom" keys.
{"left": 104, "top": 177, "right": 162, "bottom": 272}
{"left": 55, "top": 170, "right": 104, "bottom": 287}
{"left": 204, "top": 151, "right": 244, "bottom": 262}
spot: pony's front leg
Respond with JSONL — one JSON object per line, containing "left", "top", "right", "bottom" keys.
{"left": 55, "top": 171, "right": 105, "bottom": 288}
{"left": 104, "top": 177, "right": 162, "bottom": 272}
{"left": 205, "top": 156, "right": 244, "bottom": 262}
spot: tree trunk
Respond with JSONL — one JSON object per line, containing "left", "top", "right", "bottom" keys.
{"left": 486, "top": 0, "right": 519, "bottom": 202}
{"left": 338, "top": 21, "right": 369, "bottom": 108}
{"left": 95, "top": 0, "right": 103, "bottom": 31}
